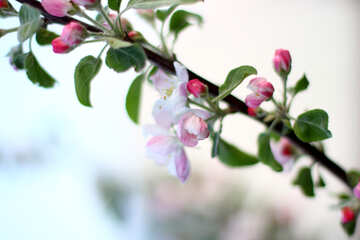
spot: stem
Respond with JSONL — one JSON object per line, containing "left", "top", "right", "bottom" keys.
{"left": 98, "top": 3, "right": 115, "bottom": 32}
{"left": 14, "top": 0, "right": 353, "bottom": 190}
{"left": 188, "top": 98, "right": 214, "bottom": 113}
{"left": 77, "top": 7, "right": 109, "bottom": 32}
{"left": 282, "top": 75, "right": 288, "bottom": 109}
{"left": 160, "top": 22, "right": 170, "bottom": 58}
{"left": 5, "top": 27, "right": 19, "bottom": 34}
{"left": 97, "top": 43, "right": 108, "bottom": 59}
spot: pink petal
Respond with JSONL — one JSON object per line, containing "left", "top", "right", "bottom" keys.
{"left": 245, "top": 93, "right": 266, "bottom": 109}
{"left": 174, "top": 148, "right": 190, "bottom": 183}
{"left": 146, "top": 135, "right": 179, "bottom": 165}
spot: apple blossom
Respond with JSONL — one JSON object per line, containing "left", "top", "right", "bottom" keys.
{"left": 273, "top": 49, "right": 291, "bottom": 76}
{"left": 144, "top": 125, "right": 190, "bottom": 183}
{"left": 341, "top": 207, "right": 355, "bottom": 224}
{"left": 245, "top": 77, "right": 274, "bottom": 109}
{"left": 177, "top": 110, "right": 211, "bottom": 147}
{"left": 187, "top": 79, "right": 206, "bottom": 98}
{"left": 150, "top": 62, "right": 190, "bottom": 128}
{"left": 41, "top": 0, "right": 72, "bottom": 17}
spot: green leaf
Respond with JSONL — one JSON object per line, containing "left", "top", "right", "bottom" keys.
{"left": 293, "top": 167, "right": 315, "bottom": 197}
{"left": 293, "top": 109, "right": 332, "bottom": 142}
{"left": 74, "top": 56, "right": 102, "bottom": 107}
{"left": 25, "top": 52, "right": 56, "bottom": 88}
{"left": 126, "top": 74, "right": 145, "bottom": 124}
{"left": 347, "top": 170, "right": 360, "bottom": 188}
{"left": 214, "top": 66, "right": 257, "bottom": 102}
{"left": 217, "top": 138, "right": 258, "bottom": 167}
{"left": 342, "top": 219, "right": 357, "bottom": 236}
{"left": 292, "top": 74, "right": 309, "bottom": 95}
{"left": 258, "top": 133, "right": 283, "bottom": 172}
{"left": 105, "top": 44, "right": 146, "bottom": 73}
{"left": 316, "top": 174, "right": 326, "bottom": 188}
{"left": 17, "top": 4, "right": 41, "bottom": 42}
{"left": 7, "top": 45, "right": 27, "bottom": 70}
{"left": 105, "top": 37, "right": 133, "bottom": 49}
{"left": 13, "top": 53, "right": 28, "bottom": 70}
{"left": 108, "top": 0, "right": 122, "bottom": 11}
{"left": 126, "top": 0, "right": 199, "bottom": 9}
{"left": 169, "top": 10, "right": 203, "bottom": 40}
{"left": 19, "top": 4, "right": 40, "bottom": 24}
{"left": 35, "top": 28, "right": 58, "bottom": 45}
{"left": 156, "top": 5, "right": 178, "bottom": 22}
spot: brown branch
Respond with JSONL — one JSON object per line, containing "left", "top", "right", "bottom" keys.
{"left": 15, "top": 0, "right": 352, "bottom": 189}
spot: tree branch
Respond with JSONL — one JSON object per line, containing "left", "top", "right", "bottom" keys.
{"left": 15, "top": 0, "right": 352, "bottom": 189}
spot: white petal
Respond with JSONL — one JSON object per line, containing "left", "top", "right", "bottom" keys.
{"left": 174, "top": 61, "right": 189, "bottom": 83}
{"left": 143, "top": 124, "right": 171, "bottom": 137}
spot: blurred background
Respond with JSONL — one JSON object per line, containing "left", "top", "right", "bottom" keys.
{"left": 0, "top": 0, "right": 360, "bottom": 239}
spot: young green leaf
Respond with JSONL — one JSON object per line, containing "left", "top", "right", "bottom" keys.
{"left": 217, "top": 138, "right": 259, "bottom": 167}
{"left": 342, "top": 219, "right": 357, "bottom": 236}
{"left": 316, "top": 174, "right": 326, "bottom": 188}
{"left": 258, "top": 133, "right": 283, "bottom": 172}
{"left": 105, "top": 44, "right": 146, "bottom": 73}
{"left": 126, "top": 74, "right": 145, "bottom": 124}
{"left": 293, "top": 167, "right": 315, "bottom": 197}
{"left": 17, "top": 4, "right": 41, "bottom": 42}
{"left": 7, "top": 45, "right": 27, "bottom": 70}
{"left": 126, "top": 0, "right": 199, "bottom": 10}
{"left": 293, "top": 109, "right": 332, "bottom": 142}
{"left": 214, "top": 66, "right": 257, "bottom": 102}
{"left": 35, "top": 28, "right": 58, "bottom": 45}
{"left": 156, "top": 5, "right": 178, "bottom": 22}
{"left": 147, "top": 65, "right": 158, "bottom": 83}
{"left": 293, "top": 74, "right": 309, "bottom": 95}
{"left": 108, "top": 0, "right": 122, "bottom": 11}
{"left": 74, "top": 56, "right": 102, "bottom": 107}
{"left": 169, "top": 10, "right": 202, "bottom": 40}
{"left": 25, "top": 52, "right": 56, "bottom": 88}
{"left": 347, "top": 170, "right": 360, "bottom": 188}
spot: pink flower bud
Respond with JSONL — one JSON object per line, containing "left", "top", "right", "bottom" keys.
{"left": 51, "top": 37, "right": 70, "bottom": 54}
{"left": 341, "top": 207, "right": 355, "bottom": 224}
{"left": 178, "top": 111, "right": 210, "bottom": 147}
{"left": 186, "top": 79, "right": 206, "bottom": 98}
{"left": 61, "top": 21, "right": 86, "bottom": 46}
{"left": 128, "top": 31, "right": 144, "bottom": 42}
{"left": 353, "top": 181, "right": 360, "bottom": 199}
{"left": 273, "top": 49, "right": 291, "bottom": 75}
{"left": 270, "top": 138, "right": 294, "bottom": 171}
{"left": 248, "top": 77, "right": 274, "bottom": 98}
{"left": 247, "top": 107, "right": 257, "bottom": 116}
{"left": 41, "top": 0, "right": 72, "bottom": 17}
{"left": 72, "top": 0, "right": 96, "bottom": 7}
{"left": 0, "top": 0, "right": 8, "bottom": 8}
{"left": 245, "top": 77, "right": 274, "bottom": 108}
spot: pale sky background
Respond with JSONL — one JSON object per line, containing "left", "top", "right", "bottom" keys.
{"left": 0, "top": 0, "right": 359, "bottom": 239}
